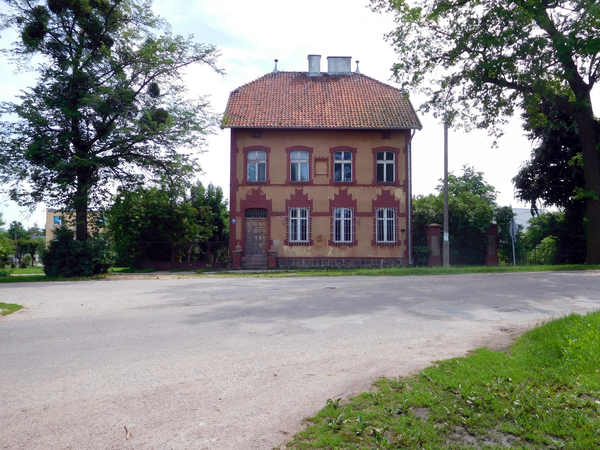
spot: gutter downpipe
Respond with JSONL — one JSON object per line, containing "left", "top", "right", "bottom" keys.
{"left": 408, "top": 128, "right": 417, "bottom": 265}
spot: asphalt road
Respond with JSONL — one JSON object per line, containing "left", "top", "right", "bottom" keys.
{"left": 1, "top": 271, "right": 599, "bottom": 449}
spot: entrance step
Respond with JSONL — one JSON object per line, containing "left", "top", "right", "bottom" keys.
{"left": 241, "top": 256, "right": 268, "bottom": 269}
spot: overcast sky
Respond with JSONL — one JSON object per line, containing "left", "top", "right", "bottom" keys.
{"left": 1, "top": 0, "right": 594, "bottom": 229}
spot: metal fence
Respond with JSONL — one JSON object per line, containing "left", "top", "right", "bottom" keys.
{"left": 137, "top": 241, "right": 229, "bottom": 270}
{"left": 501, "top": 239, "right": 559, "bottom": 266}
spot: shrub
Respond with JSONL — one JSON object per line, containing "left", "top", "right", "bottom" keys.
{"left": 42, "top": 228, "right": 115, "bottom": 277}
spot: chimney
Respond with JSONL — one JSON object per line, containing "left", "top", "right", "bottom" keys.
{"left": 307, "top": 55, "right": 321, "bottom": 76}
{"left": 327, "top": 56, "right": 352, "bottom": 75}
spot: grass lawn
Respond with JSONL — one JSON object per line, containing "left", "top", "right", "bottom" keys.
{"left": 0, "top": 302, "right": 23, "bottom": 316}
{"left": 9, "top": 266, "right": 45, "bottom": 274}
{"left": 283, "top": 311, "right": 600, "bottom": 449}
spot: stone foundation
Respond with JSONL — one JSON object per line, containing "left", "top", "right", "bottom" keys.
{"left": 277, "top": 258, "right": 408, "bottom": 269}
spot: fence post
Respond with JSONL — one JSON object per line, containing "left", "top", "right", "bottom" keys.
{"left": 486, "top": 224, "right": 499, "bottom": 266}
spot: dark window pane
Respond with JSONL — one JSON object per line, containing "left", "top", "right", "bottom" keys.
{"left": 334, "top": 163, "right": 342, "bottom": 181}
{"left": 377, "top": 164, "right": 384, "bottom": 182}
{"left": 386, "top": 164, "right": 394, "bottom": 182}
{"left": 291, "top": 163, "right": 298, "bottom": 181}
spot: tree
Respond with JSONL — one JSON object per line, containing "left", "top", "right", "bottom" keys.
{"left": 107, "top": 182, "right": 229, "bottom": 267}
{"left": 189, "top": 182, "right": 229, "bottom": 242}
{"left": 0, "top": 0, "right": 221, "bottom": 242}
{"left": 522, "top": 211, "right": 586, "bottom": 264}
{"left": 373, "top": 0, "right": 600, "bottom": 263}
{"left": 107, "top": 185, "right": 201, "bottom": 266}
{"left": 437, "top": 164, "right": 497, "bottom": 205}
{"left": 413, "top": 192, "right": 495, "bottom": 265}
{"left": 514, "top": 98, "right": 586, "bottom": 215}
{"left": 513, "top": 98, "right": 587, "bottom": 263}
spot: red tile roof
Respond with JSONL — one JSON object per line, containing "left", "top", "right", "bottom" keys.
{"left": 222, "top": 72, "right": 422, "bottom": 129}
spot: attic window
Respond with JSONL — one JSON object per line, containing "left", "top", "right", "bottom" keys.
{"left": 252, "top": 131, "right": 262, "bottom": 139}
{"left": 381, "top": 132, "right": 391, "bottom": 139}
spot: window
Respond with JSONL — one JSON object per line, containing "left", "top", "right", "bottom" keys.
{"left": 334, "top": 151, "right": 352, "bottom": 182}
{"left": 376, "top": 208, "right": 396, "bottom": 243}
{"left": 333, "top": 208, "right": 353, "bottom": 243}
{"left": 376, "top": 151, "right": 395, "bottom": 182}
{"left": 290, "top": 151, "right": 309, "bottom": 182}
{"left": 247, "top": 150, "right": 266, "bottom": 182}
{"left": 289, "top": 208, "right": 309, "bottom": 243}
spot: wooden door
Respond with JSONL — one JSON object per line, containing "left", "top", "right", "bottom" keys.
{"left": 245, "top": 209, "right": 268, "bottom": 256}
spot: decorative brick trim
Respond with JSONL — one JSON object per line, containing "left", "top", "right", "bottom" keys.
{"left": 329, "top": 146, "right": 357, "bottom": 185}
{"left": 242, "top": 145, "right": 271, "bottom": 185}
{"left": 314, "top": 156, "right": 329, "bottom": 178}
{"left": 329, "top": 189, "right": 358, "bottom": 246}
{"left": 229, "top": 128, "right": 240, "bottom": 257}
{"left": 285, "top": 189, "right": 314, "bottom": 246}
{"left": 372, "top": 146, "right": 401, "bottom": 186}
{"left": 371, "top": 189, "right": 400, "bottom": 246}
{"left": 286, "top": 146, "right": 314, "bottom": 185}
{"left": 240, "top": 189, "right": 273, "bottom": 252}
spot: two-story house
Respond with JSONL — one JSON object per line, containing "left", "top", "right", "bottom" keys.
{"left": 223, "top": 55, "right": 422, "bottom": 269}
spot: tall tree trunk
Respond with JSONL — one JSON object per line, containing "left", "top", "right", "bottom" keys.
{"left": 576, "top": 112, "right": 600, "bottom": 264}
{"left": 75, "top": 168, "right": 91, "bottom": 242}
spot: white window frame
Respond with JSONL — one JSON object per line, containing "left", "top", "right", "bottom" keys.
{"left": 290, "top": 151, "right": 309, "bottom": 182}
{"left": 334, "top": 151, "right": 352, "bottom": 182}
{"left": 247, "top": 150, "right": 266, "bottom": 182}
{"left": 376, "top": 208, "right": 397, "bottom": 244}
{"left": 333, "top": 207, "right": 354, "bottom": 244}
{"left": 289, "top": 207, "right": 310, "bottom": 243}
{"left": 376, "top": 151, "right": 395, "bottom": 182}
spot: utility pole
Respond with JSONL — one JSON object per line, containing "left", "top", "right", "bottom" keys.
{"left": 443, "top": 114, "right": 450, "bottom": 267}
{"left": 442, "top": 76, "right": 460, "bottom": 268}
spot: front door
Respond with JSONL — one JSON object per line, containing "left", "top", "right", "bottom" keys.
{"left": 245, "top": 209, "right": 268, "bottom": 256}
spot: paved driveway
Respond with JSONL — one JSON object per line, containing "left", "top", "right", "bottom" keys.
{"left": 1, "top": 271, "right": 599, "bottom": 449}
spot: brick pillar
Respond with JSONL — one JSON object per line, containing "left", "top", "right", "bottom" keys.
{"left": 268, "top": 250, "right": 277, "bottom": 268}
{"left": 426, "top": 224, "right": 443, "bottom": 267}
{"left": 486, "top": 224, "right": 499, "bottom": 266}
{"left": 232, "top": 247, "right": 242, "bottom": 269}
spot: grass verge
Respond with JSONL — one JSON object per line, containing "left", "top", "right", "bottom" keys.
{"left": 0, "top": 302, "right": 24, "bottom": 316}
{"left": 284, "top": 311, "right": 600, "bottom": 449}
{"left": 204, "top": 264, "right": 600, "bottom": 278}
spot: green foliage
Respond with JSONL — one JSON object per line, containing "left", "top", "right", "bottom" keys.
{"left": 494, "top": 205, "right": 524, "bottom": 263}
{"left": 107, "top": 185, "right": 200, "bottom": 266}
{"left": 414, "top": 165, "right": 502, "bottom": 265}
{"left": 413, "top": 192, "right": 494, "bottom": 265}
{"left": 436, "top": 164, "right": 497, "bottom": 205}
{"left": 0, "top": 230, "right": 12, "bottom": 261}
{"left": 42, "top": 227, "right": 114, "bottom": 277}
{"left": 106, "top": 181, "right": 228, "bottom": 267}
{"left": 7, "top": 221, "right": 28, "bottom": 240}
{"left": 515, "top": 98, "right": 586, "bottom": 214}
{"left": 189, "top": 182, "right": 229, "bottom": 242}
{"left": 373, "top": 0, "right": 600, "bottom": 263}
{"left": 286, "top": 311, "right": 600, "bottom": 449}
{"left": 523, "top": 211, "right": 586, "bottom": 264}
{"left": 0, "top": 0, "right": 222, "bottom": 241}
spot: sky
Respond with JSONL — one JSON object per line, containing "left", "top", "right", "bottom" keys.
{"left": 1, "top": 0, "right": 594, "bottom": 229}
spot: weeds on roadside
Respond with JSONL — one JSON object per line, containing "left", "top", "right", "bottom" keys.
{"left": 0, "top": 303, "right": 23, "bottom": 316}
{"left": 285, "top": 311, "right": 600, "bottom": 449}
